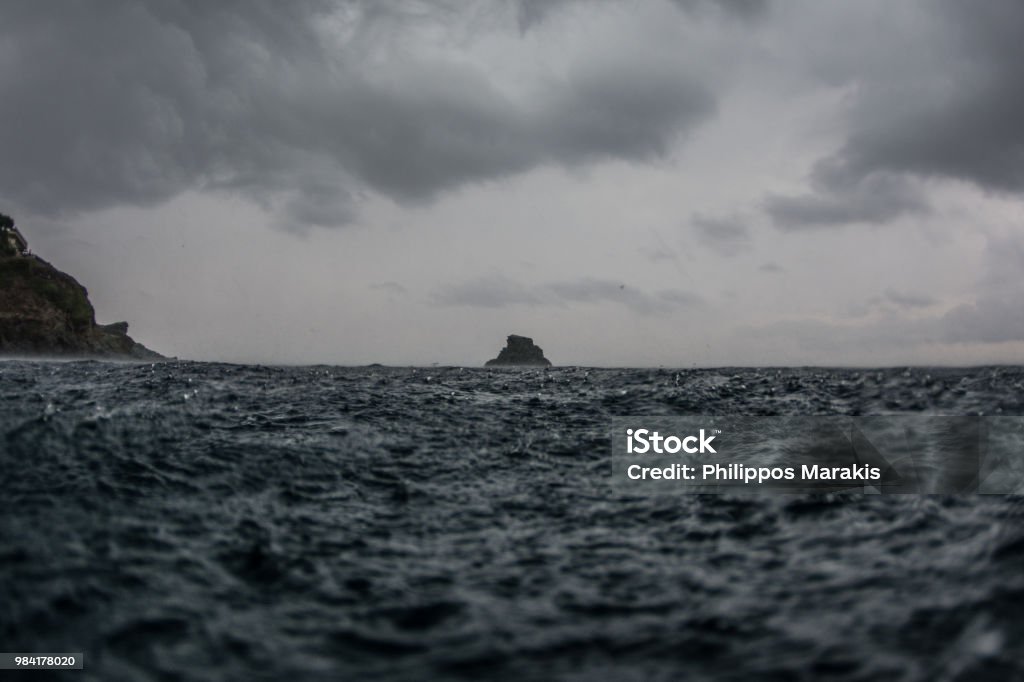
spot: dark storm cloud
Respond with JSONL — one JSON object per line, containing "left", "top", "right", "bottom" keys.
{"left": 433, "top": 276, "right": 701, "bottom": 315}
{"left": 0, "top": 0, "right": 716, "bottom": 228}
{"left": 0, "top": 0, "right": 337, "bottom": 220}
{"left": 768, "top": 0, "right": 1024, "bottom": 228}
{"left": 831, "top": 0, "right": 1024, "bottom": 194}
{"left": 691, "top": 213, "right": 750, "bottom": 254}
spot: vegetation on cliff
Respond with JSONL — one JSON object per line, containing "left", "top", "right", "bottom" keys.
{"left": 0, "top": 256, "right": 94, "bottom": 327}
{"left": 0, "top": 215, "right": 162, "bottom": 358}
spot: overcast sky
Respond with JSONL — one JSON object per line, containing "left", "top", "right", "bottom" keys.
{"left": 2, "top": 0, "right": 1023, "bottom": 366}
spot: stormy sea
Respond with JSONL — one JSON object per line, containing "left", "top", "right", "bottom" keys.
{"left": 2, "top": 360, "right": 1024, "bottom": 681}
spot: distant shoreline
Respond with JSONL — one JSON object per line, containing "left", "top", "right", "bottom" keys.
{"left": 1, "top": 356, "right": 1020, "bottom": 371}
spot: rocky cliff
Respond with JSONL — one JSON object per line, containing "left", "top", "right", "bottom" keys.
{"left": 485, "top": 334, "right": 552, "bottom": 366}
{"left": 0, "top": 254, "right": 162, "bottom": 359}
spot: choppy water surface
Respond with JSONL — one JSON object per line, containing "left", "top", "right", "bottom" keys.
{"left": 2, "top": 361, "right": 1024, "bottom": 681}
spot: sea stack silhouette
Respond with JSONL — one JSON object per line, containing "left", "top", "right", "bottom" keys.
{"left": 0, "top": 213, "right": 163, "bottom": 358}
{"left": 485, "top": 334, "right": 552, "bottom": 367}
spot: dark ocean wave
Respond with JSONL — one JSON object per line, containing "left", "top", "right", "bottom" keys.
{"left": 1, "top": 361, "right": 1023, "bottom": 680}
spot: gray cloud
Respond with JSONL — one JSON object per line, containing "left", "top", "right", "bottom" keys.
{"left": 0, "top": 0, "right": 717, "bottom": 229}
{"left": 767, "top": 0, "right": 1024, "bottom": 229}
{"left": 432, "top": 275, "right": 542, "bottom": 308}
{"left": 980, "top": 233, "right": 1024, "bottom": 292}
{"left": 545, "top": 278, "right": 702, "bottom": 314}
{"left": 765, "top": 171, "right": 927, "bottom": 229}
{"left": 512, "top": 0, "right": 577, "bottom": 32}
{"left": 433, "top": 276, "right": 701, "bottom": 315}
{"left": 883, "top": 289, "right": 935, "bottom": 310}
{"left": 671, "top": 0, "right": 769, "bottom": 21}
{"left": 940, "top": 296, "right": 1024, "bottom": 345}
{"left": 639, "top": 247, "right": 678, "bottom": 264}
{"left": 750, "top": 291, "right": 1024, "bottom": 354}
{"left": 829, "top": 0, "right": 1024, "bottom": 195}
{"left": 932, "top": 231, "right": 1024, "bottom": 344}
{"left": 514, "top": 0, "right": 769, "bottom": 32}
{"left": 370, "top": 281, "right": 408, "bottom": 296}
{"left": 691, "top": 212, "right": 750, "bottom": 254}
